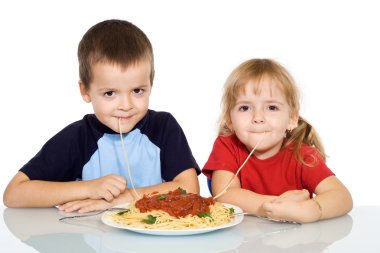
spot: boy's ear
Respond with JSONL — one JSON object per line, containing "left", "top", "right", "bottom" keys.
{"left": 79, "top": 81, "right": 91, "bottom": 103}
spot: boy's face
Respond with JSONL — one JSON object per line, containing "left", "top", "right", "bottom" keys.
{"left": 80, "top": 61, "right": 152, "bottom": 133}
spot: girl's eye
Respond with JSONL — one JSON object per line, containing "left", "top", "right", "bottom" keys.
{"left": 133, "top": 89, "right": 144, "bottom": 95}
{"left": 238, "top": 105, "right": 250, "bottom": 112}
{"left": 104, "top": 91, "right": 115, "bottom": 97}
{"left": 268, "top": 105, "right": 279, "bottom": 111}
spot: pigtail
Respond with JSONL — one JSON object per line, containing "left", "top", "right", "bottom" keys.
{"left": 286, "top": 116, "right": 326, "bottom": 166}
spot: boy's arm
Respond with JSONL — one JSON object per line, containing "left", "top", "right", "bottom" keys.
{"left": 211, "top": 170, "right": 278, "bottom": 217}
{"left": 58, "top": 168, "right": 199, "bottom": 213}
{"left": 3, "top": 171, "right": 127, "bottom": 208}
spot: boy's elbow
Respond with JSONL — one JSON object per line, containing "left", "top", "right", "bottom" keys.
{"left": 3, "top": 172, "right": 30, "bottom": 207}
{"left": 3, "top": 182, "right": 26, "bottom": 208}
{"left": 3, "top": 188, "right": 17, "bottom": 208}
{"left": 174, "top": 168, "right": 200, "bottom": 194}
{"left": 182, "top": 178, "right": 199, "bottom": 195}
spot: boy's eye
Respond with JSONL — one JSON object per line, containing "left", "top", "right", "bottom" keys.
{"left": 238, "top": 105, "right": 250, "bottom": 112}
{"left": 268, "top": 105, "right": 279, "bottom": 111}
{"left": 133, "top": 89, "right": 144, "bottom": 95}
{"left": 104, "top": 91, "right": 115, "bottom": 97}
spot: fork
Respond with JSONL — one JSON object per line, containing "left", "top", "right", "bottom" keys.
{"left": 59, "top": 207, "right": 130, "bottom": 221}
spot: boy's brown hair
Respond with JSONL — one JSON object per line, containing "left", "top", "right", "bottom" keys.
{"left": 78, "top": 19, "right": 154, "bottom": 90}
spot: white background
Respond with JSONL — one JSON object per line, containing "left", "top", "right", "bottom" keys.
{"left": 1, "top": 0, "right": 379, "bottom": 209}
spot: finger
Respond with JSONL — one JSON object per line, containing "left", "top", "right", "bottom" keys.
{"left": 262, "top": 201, "right": 274, "bottom": 211}
{"left": 107, "top": 185, "right": 123, "bottom": 198}
{"left": 78, "top": 204, "right": 98, "bottom": 213}
{"left": 58, "top": 201, "right": 77, "bottom": 211}
{"left": 109, "top": 174, "right": 127, "bottom": 184}
{"left": 100, "top": 191, "right": 114, "bottom": 202}
{"left": 103, "top": 175, "right": 126, "bottom": 191}
{"left": 302, "top": 189, "right": 310, "bottom": 199}
{"left": 115, "top": 175, "right": 127, "bottom": 185}
{"left": 112, "top": 180, "right": 127, "bottom": 191}
{"left": 61, "top": 202, "right": 84, "bottom": 212}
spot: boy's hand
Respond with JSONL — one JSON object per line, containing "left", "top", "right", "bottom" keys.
{"left": 58, "top": 198, "right": 113, "bottom": 213}
{"left": 85, "top": 174, "right": 127, "bottom": 201}
{"left": 59, "top": 188, "right": 134, "bottom": 213}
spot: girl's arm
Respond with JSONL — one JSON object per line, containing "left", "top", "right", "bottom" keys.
{"left": 211, "top": 170, "right": 278, "bottom": 217}
{"left": 263, "top": 176, "right": 353, "bottom": 223}
{"left": 313, "top": 175, "right": 353, "bottom": 219}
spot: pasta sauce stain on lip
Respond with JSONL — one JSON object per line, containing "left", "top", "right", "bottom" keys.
{"left": 135, "top": 188, "right": 215, "bottom": 218}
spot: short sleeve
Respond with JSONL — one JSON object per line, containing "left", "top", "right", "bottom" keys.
{"left": 20, "top": 123, "right": 84, "bottom": 181}
{"left": 158, "top": 114, "right": 200, "bottom": 181}
{"left": 202, "top": 135, "right": 243, "bottom": 179}
{"left": 300, "top": 147, "right": 335, "bottom": 192}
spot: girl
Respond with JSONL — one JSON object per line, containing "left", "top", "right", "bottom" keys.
{"left": 202, "top": 59, "right": 352, "bottom": 223}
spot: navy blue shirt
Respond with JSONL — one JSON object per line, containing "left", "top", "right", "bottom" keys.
{"left": 20, "top": 110, "right": 200, "bottom": 187}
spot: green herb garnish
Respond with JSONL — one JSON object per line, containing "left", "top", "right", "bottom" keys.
{"left": 116, "top": 210, "right": 130, "bottom": 215}
{"left": 229, "top": 208, "right": 235, "bottom": 214}
{"left": 178, "top": 187, "right": 187, "bottom": 194}
{"left": 142, "top": 214, "right": 157, "bottom": 224}
{"left": 157, "top": 195, "right": 167, "bottom": 200}
{"left": 199, "top": 212, "right": 214, "bottom": 221}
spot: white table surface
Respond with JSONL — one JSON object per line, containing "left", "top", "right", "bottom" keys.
{"left": 1, "top": 205, "right": 379, "bottom": 253}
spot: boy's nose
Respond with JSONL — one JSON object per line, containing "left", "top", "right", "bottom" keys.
{"left": 118, "top": 95, "right": 133, "bottom": 111}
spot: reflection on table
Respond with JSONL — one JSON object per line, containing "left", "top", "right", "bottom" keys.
{"left": 2, "top": 206, "right": 356, "bottom": 253}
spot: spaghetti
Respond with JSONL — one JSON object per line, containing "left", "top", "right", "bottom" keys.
{"left": 118, "top": 118, "right": 140, "bottom": 199}
{"left": 213, "top": 132, "right": 267, "bottom": 199}
{"left": 104, "top": 188, "right": 234, "bottom": 230}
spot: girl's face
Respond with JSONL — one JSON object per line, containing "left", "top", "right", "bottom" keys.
{"left": 79, "top": 61, "right": 152, "bottom": 133}
{"left": 229, "top": 77, "right": 297, "bottom": 159}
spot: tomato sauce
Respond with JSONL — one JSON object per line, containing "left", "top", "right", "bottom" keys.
{"left": 135, "top": 188, "right": 215, "bottom": 218}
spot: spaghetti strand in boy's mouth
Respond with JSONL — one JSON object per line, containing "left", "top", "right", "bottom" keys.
{"left": 118, "top": 117, "right": 141, "bottom": 199}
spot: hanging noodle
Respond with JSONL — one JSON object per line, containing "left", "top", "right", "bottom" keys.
{"left": 213, "top": 132, "right": 267, "bottom": 199}
{"left": 118, "top": 118, "right": 141, "bottom": 199}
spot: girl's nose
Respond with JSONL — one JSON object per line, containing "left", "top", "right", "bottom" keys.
{"left": 251, "top": 110, "right": 265, "bottom": 124}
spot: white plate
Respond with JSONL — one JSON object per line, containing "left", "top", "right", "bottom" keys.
{"left": 101, "top": 203, "right": 244, "bottom": 236}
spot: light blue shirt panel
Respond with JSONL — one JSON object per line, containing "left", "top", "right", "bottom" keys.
{"left": 82, "top": 129, "right": 163, "bottom": 188}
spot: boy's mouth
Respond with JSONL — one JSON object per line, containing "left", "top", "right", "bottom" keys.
{"left": 117, "top": 115, "right": 133, "bottom": 121}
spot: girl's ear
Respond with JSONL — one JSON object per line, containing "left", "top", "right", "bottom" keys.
{"left": 225, "top": 116, "right": 234, "bottom": 132}
{"left": 288, "top": 113, "right": 299, "bottom": 131}
{"left": 79, "top": 81, "right": 91, "bottom": 103}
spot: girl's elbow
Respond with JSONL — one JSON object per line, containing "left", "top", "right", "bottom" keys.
{"left": 346, "top": 192, "right": 354, "bottom": 213}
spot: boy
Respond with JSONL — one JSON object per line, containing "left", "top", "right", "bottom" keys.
{"left": 3, "top": 19, "right": 200, "bottom": 213}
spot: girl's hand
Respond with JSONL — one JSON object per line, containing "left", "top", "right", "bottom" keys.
{"left": 262, "top": 197, "right": 322, "bottom": 223}
{"left": 278, "top": 189, "right": 310, "bottom": 202}
{"left": 84, "top": 174, "right": 127, "bottom": 201}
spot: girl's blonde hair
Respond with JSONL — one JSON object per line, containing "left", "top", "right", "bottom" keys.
{"left": 218, "top": 58, "right": 326, "bottom": 165}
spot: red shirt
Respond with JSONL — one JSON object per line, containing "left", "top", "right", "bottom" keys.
{"left": 202, "top": 134, "right": 334, "bottom": 195}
